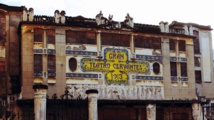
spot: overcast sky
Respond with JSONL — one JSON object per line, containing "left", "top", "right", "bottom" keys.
{"left": 1, "top": 0, "right": 214, "bottom": 48}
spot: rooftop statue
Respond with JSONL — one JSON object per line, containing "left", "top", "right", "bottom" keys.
{"left": 28, "top": 8, "right": 34, "bottom": 22}
{"left": 95, "top": 11, "right": 107, "bottom": 25}
{"left": 124, "top": 13, "right": 134, "bottom": 28}
{"left": 61, "top": 10, "right": 66, "bottom": 24}
{"left": 54, "top": 10, "right": 60, "bottom": 23}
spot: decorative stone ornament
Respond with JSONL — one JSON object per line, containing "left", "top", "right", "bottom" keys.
{"left": 147, "top": 104, "right": 156, "bottom": 120}
{"left": 159, "top": 21, "right": 169, "bottom": 33}
{"left": 192, "top": 103, "right": 202, "bottom": 120}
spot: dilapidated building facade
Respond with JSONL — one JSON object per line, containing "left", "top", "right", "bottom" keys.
{"left": 0, "top": 3, "right": 214, "bottom": 120}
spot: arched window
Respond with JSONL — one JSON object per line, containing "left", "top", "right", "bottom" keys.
{"left": 153, "top": 62, "right": 160, "bottom": 74}
{"left": 69, "top": 58, "right": 77, "bottom": 72}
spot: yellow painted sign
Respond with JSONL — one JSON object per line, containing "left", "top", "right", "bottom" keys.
{"left": 81, "top": 48, "right": 150, "bottom": 84}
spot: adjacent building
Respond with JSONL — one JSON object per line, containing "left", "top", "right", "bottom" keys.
{"left": 0, "top": 3, "right": 214, "bottom": 120}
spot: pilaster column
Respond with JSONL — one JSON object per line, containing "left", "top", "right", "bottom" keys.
{"left": 146, "top": 104, "right": 156, "bottom": 120}
{"left": 86, "top": 89, "right": 98, "bottom": 120}
{"left": 192, "top": 103, "right": 202, "bottom": 120}
{"left": 33, "top": 84, "right": 48, "bottom": 120}
{"left": 162, "top": 38, "right": 171, "bottom": 98}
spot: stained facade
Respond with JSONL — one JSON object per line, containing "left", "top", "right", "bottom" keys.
{"left": 0, "top": 3, "right": 214, "bottom": 120}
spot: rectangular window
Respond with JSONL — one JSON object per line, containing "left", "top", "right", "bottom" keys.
{"left": 169, "top": 39, "right": 176, "bottom": 51}
{"left": 194, "top": 57, "right": 200, "bottom": 67}
{"left": 48, "top": 55, "right": 55, "bottom": 72}
{"left": 46, "top": 29, "right": 55, "bottom": 44}
{"left": 195, "top": 71, "right": 202, "bottom": 83}
{"left": 34, "top": 29, "right": 43, "bottom": 42}
{"left": 193, "top": 30, "right": 200, "bottom": 54}
{"left": 179, "top": 40, "right": 186, "bottom": 51}
{"left": 101, "top": 33, "right": 130, "bottom": 47}
{"left": 170, "top": 62, "right": 177, "bottom": 76}
{"left": 66, "top": 31, "right": 96, "bottom": 44}
{"left": 34, "top": 54, "right": 42, "bottom": 72}
{"left": 180, "top": 63, "right": 187, "bottom": 77}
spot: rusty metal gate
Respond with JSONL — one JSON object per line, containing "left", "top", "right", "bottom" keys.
{"left": 14, "top": 89, "right": 88, "bottom": 120}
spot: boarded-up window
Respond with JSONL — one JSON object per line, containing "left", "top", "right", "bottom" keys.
{"left": 180, "top": 63, "right": 187, "bottom": 77}
{"left": 46, "top": 29, "right": 55, "bottom": 44}
{"left": 179, "top": 40, "right": 186, "bottom": 51}
{"left": 48, "top": 55, "right": 55, "bottom": 72}
{"left": 34, "top": 54, "right": 42, "bottom": 72}
{"left": 193, "top": 30, "right": 200, "bottom": 54}
{"left": 66, "top": 31, "right": 96, "bottom": 44}
{"left": 195, "top": 71, "right": 202, "bottom": 83}
{"left": 34, "top": 29, "right": 43, "bottom": 42}
{"left": 134, "top": 36, "right": 161, "bottom": 49}
{"left": 101, "top": 33, "right": 130, "bottom": 47}
{"left": 169, "top": 39, "right": 176, "bottom": 51}
{"left": 170, "top": 62, "right": 177, "bottom": 76}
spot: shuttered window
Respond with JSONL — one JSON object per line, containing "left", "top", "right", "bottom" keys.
{"left": 180, "top": 63, "right": 187, "bottom": 77}
{"left": 48, "top": 55, "right": 55, "bottom": 72}
{"left": 134, "top": 36, "right": 161, "bottom": 49}
{"left": 193, "top": 30, "right": 200, "bottom": 54}
{"left": 46, "top": 29, "right": 55, "bottom": 44}
{"left": 34, "top": 29, "right": 43, "bottom": 42}
{"left": 179, "top": 40, "right": 186, "bottom": 51}
{"left": 66, "top": 31, "right": 96, "bottom": 44}
{"left": 102, "top": 33, "right": 130, "bottom": 47}
{"left": 195, "top": 71, "right": 202, "bottom": 83}
{"left": 169, "top": 39, "right": 176, "bottom": 51}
